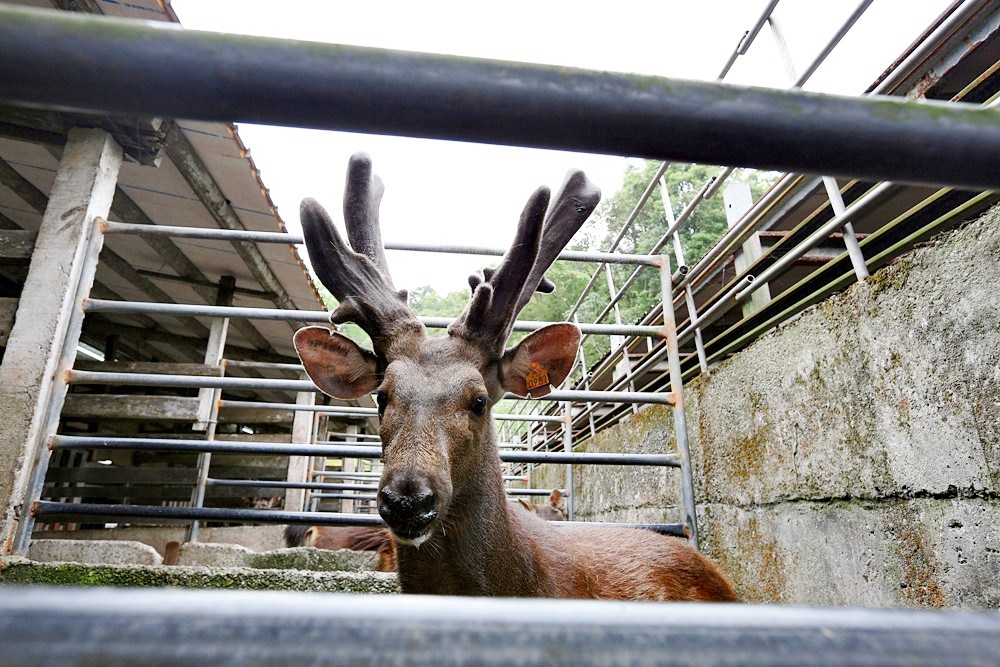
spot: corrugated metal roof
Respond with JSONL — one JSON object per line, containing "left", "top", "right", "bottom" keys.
{"left": 0, "top": 0, "right": 323, "bottom": 365}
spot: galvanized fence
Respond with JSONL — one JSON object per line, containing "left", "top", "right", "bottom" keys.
{"left": 2, "top": 2, "right": 998, "bottom": 560}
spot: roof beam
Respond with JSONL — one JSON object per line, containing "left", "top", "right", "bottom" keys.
{"left": 110, "top": 185, "right": 275, "bottom": 352}
{"left": 163, "top": 125, "right": 303, "bottom": 331}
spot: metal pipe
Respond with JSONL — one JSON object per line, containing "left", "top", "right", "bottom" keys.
{"left": 739, "top": 0, "right": 782, "bottom": 55}
{"left": 566, "top": 163, "right": 670, "bottom": 321}
{"left": 6, "top": 586, "right": 1000, "bottom": 666}
{"left": 735, "top": 182, "right": 895, "bottom": 302}
{"left": 71, "top": 372, "right": 677, "bottom": 405}
{"left": 793, "top": 0, "right": 874, "bottom": 88}
{"left": 50, "top": 435, "right": 680, "bottom": 466}
{"left": 5, "top": 8, "right": 996, "bottom": 189}
{"left": 83, "top": 299, "right": 666, "bottom": 337}
{"left": 660, "top": 260, "right": 698, "bottom": 549}
{"left": 102, "top": 222, "right": 660, "bottom": 266}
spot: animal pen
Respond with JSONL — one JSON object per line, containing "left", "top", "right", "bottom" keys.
{"left": 1, "top": 0, "right": 999, "bottom": 664}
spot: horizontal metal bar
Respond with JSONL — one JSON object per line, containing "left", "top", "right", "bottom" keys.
{"left": 51, "top": 436, "right": 381, "bottom": 458}
{"left": 205, "top": 479, "right": 377, "bottom": 492}
{"left": 68, "top": 369, "right": 317, "bottom": 393}
{"left": 309, "top": 493, "right": 378, "bottom": 501}
{"left": 32, "top": 501, "right": 383, "bottom": 527}
{"left": 5, "top": 587, "right": 1000, "bottom": 666}
{"left": 32, "top": 501, "right": 680, "bottom": 535}
{"left": 51, "top": 435, "right": 678, "bottom": 466}
{"left": 102, "top": 222, "right": 660, "bottom": 266}
{"left": 222, "top": 400, "right": 377, "bottom": 415}
{"left": 83, "top": 299, "right": 665, "bottom": 337}
{"left": 496, "top": 451, "right": 679, "bottom": 467}
{"left": 221, "top": 400, "right": 566, "bottom": 423}
{"left": 71, "top": 371, "right": 673, "bottom": 404}
{"left": 2, "top": 6, "right": 1000, "bottom": 190}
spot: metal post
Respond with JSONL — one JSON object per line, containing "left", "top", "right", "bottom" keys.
{"left": 723, "top": 183, "right": 771, "bottom": 317}
{"left": 603, "top": 266, "right": 638, "bottom": 414}
{"left": 562, "top": 404, "right": 574, "bottom": 521}
{"left": 659, "top": 178, "right": 710, "bottom": 375}
{"left": 186, "top": 276, "right": 234, "bottom": 542}
{"left": 284, "top": 391, "right": 317, "bottom": 512}
{"left": 660, "top": 257, "right": 699, "bottom": 548}
{"left": 768, "top": 16, "right": 870, "bottom": 281}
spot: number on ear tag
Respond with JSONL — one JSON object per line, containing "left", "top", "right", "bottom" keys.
{"left": 525, "top": 362, "right": 550, "bottom": 391}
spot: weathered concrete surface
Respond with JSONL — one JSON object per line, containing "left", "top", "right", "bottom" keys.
{"left": 28, "top": 539, "right": 162, "bottom": 566}
{"left": 176, "top": 542, "right": 379, "bottom": 572}
{"left": 536, "top": 205, "right": 1000, "bottom": 609}
{"left": 33, "top": 524, "right": 286, "bottom": 556}
{"left": 0, "top": 557, "right": 400, "bottom": 594}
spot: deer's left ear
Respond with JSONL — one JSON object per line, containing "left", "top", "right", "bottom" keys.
{"left": 501, "top": 323, "right": 580, "bottom": 398}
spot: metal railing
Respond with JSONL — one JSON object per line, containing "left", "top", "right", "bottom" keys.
{"left": 4, "top": 1, "right": 997, "bottom": 562}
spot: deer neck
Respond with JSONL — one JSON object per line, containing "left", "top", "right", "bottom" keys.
{"left": 394, "top": 424, "right": 545, "bottom": 596}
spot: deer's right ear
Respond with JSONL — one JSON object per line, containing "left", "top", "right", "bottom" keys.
{"left": 294, "top": 326, "right": 379, "bottom": 399}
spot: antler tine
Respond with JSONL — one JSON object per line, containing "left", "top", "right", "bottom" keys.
{"left": 300, "top": 156, "right": 424, "bottom": 361}
{"left": 343, "top": 152, "right": 392, "bottom": 280}
{"left": 450, "top": 170, "right": 600, "bottom": 355}
{"left": 450, "top": 187, "right": 549, "bottom": 352}
{"left": 515, "top": 169, "right": 601, "bottom": 313}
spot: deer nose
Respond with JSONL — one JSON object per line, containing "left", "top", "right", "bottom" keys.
{"left": 378, "top": 475, "right": 438, "bottom": 539}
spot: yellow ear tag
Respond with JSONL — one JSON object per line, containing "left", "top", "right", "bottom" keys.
{"left": 525, "top": 362, "right": 550, "bottom": 391}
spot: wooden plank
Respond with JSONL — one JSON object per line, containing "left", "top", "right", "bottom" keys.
{"left": 73, "top": 361, "right": 223, "bottom": 376}
{"left": 217, "top": 406, "right": 296, "bottom": 424}
{"left": 0, "top": 297, "right": 16, "bottom": 347}
{"left": 0, "top": 230, "right": 35, "bottom": 262}
{"left": 62, "top": 395, "right": 201, "bottom": 421}
{"left": 45, "top": 466, "right": 196, "bottom": 485}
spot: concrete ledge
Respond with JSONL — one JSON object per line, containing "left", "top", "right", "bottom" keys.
{"left": 0, "top": 557, "right": 400, "bottom": 593}
{"left": 28, "top": 539, "right": 162, "bottom": 566}
{"left": 176, "top": 542, "right": 379, "bottom": 572}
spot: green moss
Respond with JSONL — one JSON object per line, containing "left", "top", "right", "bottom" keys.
{"left": 0, "top": 559, "right": 399, "bottom": 594}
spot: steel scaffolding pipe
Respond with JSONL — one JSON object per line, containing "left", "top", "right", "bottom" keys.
{"left": 82, "top": 299, "right": 667, "bottom": 337}
{"left": 2, "top": 5, "right": 1000, "bottom": 190}
{"left": 69, "top": 371, "right": 676, "bottom": 405}
{"left": 102, "top": 221, "right": 660, "bottom": 266}
{"left": 5, "top": 587, "right": 1000, "bottom": 666}
{"left": 219, "top": 400, "right": 566, "bottom": 423}
{"left": 31, "top": 501, "right": 683, "bottom": 536}
{"left": 50, "top": 435, "right": 680, "bottom": 466}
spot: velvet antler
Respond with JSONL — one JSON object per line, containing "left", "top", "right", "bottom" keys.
{"left": 449, "top": 170, "right": 600, "bottom": 355}
{"left": 300, "top": 153, "right": 424, "bottom": 361}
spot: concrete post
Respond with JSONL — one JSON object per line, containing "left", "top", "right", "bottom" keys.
{"left": 0, "top": 128, "right": 122, "bottom": 553}
{"left": 284, "top": 392, "right": 317, "bottom": 512}
{"left": 723, "top": 182, "right": 771, "bottom": 317}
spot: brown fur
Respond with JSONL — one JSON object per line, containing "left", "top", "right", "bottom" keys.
{"left": 285, "top": 525, "right": 397, "bottom": 573}
{"left": 517, "top": 489, "right": 567, "bottom": 521}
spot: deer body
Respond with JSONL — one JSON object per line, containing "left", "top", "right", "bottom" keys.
{"left": 295, "top": 153, "right": 737, "bottom": 602}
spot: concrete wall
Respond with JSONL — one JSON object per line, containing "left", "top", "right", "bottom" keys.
{"left": 535, "top": 204, "right": 1000, "bottom": 609}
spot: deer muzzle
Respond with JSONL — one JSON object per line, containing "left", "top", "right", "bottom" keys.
{"left": 378, "top": 472, "right": 439, "bottom": 545}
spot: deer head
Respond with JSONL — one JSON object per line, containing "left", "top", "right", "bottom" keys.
{"left": 295, "top": 153, "right": 599, "bottom": 547}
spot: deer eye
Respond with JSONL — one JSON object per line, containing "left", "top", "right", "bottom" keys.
{"left": 471, "top": 395, "right": 489, "bottom": 416}
{"left": 375, "top": 390, "right": 389, "bottom": 417}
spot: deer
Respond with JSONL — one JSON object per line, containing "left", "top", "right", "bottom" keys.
{"left": 293, "top": 153, "right": 738, "bottom": 601}
{"left": 284, "top": 524, "right": 397, "bottom": 572}
{"left": 516, "top": 489, "right": 567, "bottom": 521}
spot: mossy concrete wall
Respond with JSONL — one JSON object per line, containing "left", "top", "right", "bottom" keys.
{"left": 536, "top": 205, "right": 1000, "bottom": 609}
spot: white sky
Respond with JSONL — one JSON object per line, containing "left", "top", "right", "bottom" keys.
{"left": 170, "top": 0, "right": 950, "bottom": 293}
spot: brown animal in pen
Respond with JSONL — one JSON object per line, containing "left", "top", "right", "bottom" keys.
{"left": 517, "top": 489, "right": 567, "bottom": 521}
{"left": 284, "top": 524, "right": 397, "bottom": 572}
{"left": 293, "top": 153, "right": 737, "bottom": 601}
